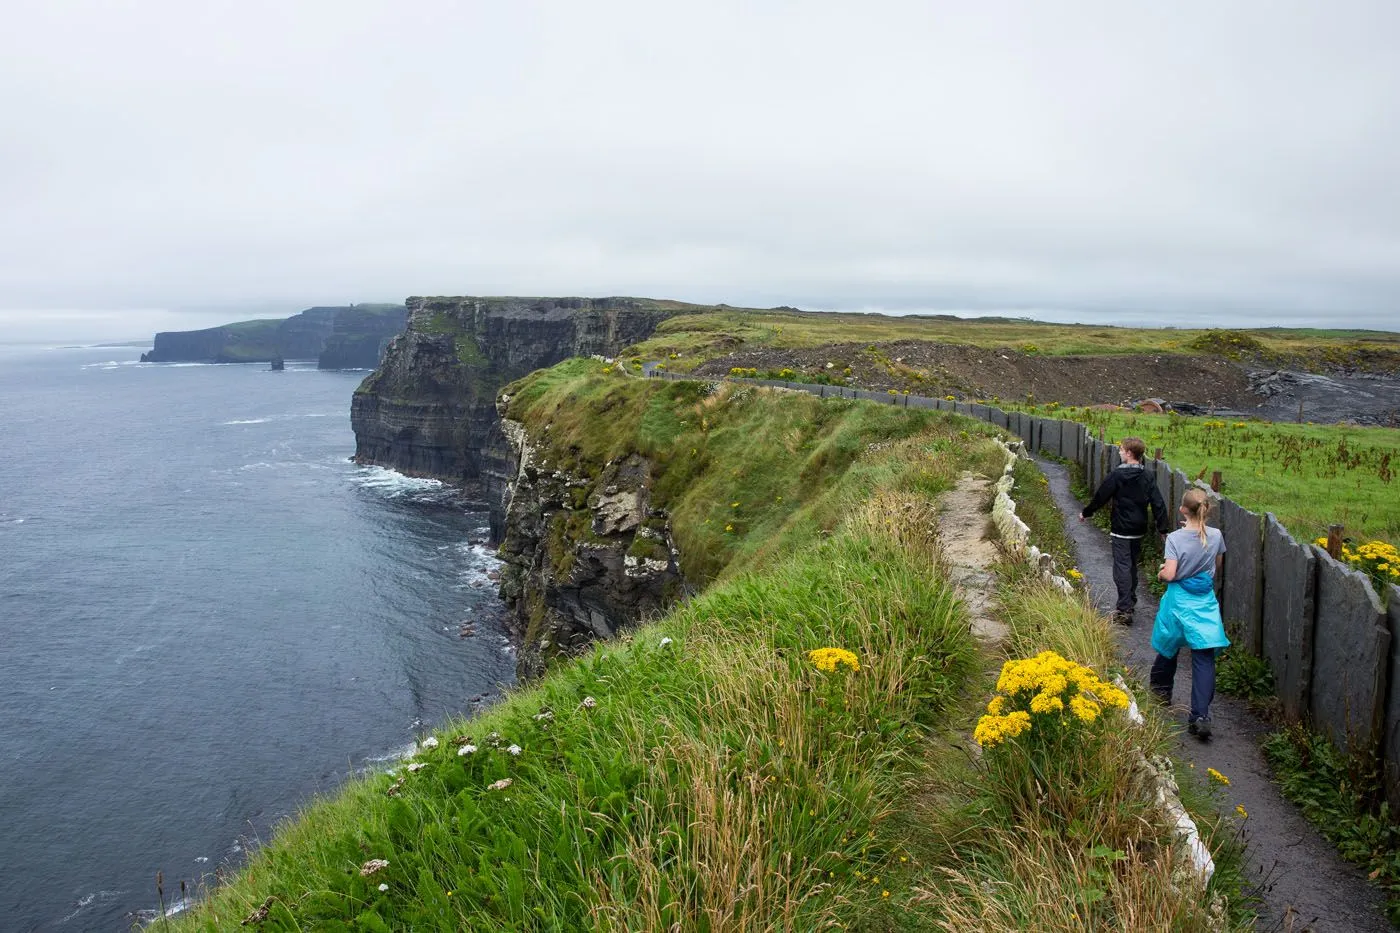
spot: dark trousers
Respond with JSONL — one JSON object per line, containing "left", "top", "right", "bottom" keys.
{"left": 1150, "top": 648, "right": 1217, "bottom": 722}
{"left": 1110, "top": 535, "right": 1143, "bottom": 614}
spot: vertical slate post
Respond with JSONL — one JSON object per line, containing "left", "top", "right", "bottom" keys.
{"left": 1262, "top": 515, "right": 1317, "bottom": 722}
{"left": 1309, "top": 546, "right": 1389, "bottom": 754}
{"left": 1385, "top": 584, "right": 1400, "bottom": 808}
{"left": 1219, "top": 499, "right": 1265, "bottom": 656}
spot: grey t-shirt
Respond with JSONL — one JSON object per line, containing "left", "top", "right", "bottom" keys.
{"left": 1165, "top": 526, "right": 1226, "bottom": 581}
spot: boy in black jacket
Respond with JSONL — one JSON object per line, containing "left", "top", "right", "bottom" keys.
{"left": 1079, "top": 436, "right": 1171, "bottom": 623}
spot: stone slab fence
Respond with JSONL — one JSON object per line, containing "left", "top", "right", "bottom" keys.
{"left": 646, "top": 370, "right": 1400, "bottom": 799}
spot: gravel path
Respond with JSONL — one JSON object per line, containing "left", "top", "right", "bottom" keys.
{"left": 1032, "top": 454, "right": 1394, "bottom": 932}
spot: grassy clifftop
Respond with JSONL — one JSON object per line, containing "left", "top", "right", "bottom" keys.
{"left": 172, "top": 362, "right": 1245, "bottom": 931}
{"left": 619, "top": 309, "right": 1400, "bottom": 378}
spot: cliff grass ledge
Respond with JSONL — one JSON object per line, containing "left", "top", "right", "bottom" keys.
{"left": 171, "top": 361, "right": 1248, "bottom": 931}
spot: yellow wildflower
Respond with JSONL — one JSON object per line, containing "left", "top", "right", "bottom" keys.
{"left": 1235, "top": 805, "right": 1248, "bottom": 819}
{"left": 1207, "top": 767, "right": 1230, "bottom": 786}
{"left": 808, "top": 647, "right": 860, "bottom": 673}
{"left": 1030, "top": 692, "right": 1065, "bottom": 715}
{"left": 1069, "top": 695, "right": 1101, "bottom": 723}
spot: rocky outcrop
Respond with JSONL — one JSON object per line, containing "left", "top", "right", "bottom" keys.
{"left": 495, "top": 419, "right": 684, "bottom": 678}
{"left": 350, "top": 296, "right": 687, "bottom": 500}
{"left": 140, "top": 304, "right": 406, "bottom": 365}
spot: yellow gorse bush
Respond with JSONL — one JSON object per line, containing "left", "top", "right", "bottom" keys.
{"left": 1313, "top": 537, "right": 1400, "bottom": 585}
{"left": 808, "top": 647, "right": 861, "bottom": 673}
{"left": 974, "top": 651, "right": 1130, "bottom": 747}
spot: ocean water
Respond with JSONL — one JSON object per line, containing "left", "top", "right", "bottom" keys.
{"left": 0, "top": 345, "right": 516, "bottom": 931}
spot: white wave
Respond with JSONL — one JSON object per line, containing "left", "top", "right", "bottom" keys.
{"left": 238, "top": 461, "right": 332, "bottom": 472}
{"left": 350, "top": 466, "right": 447, "bottom": 498}
{"left": 222, "top": 418, "right": 269, "bottom": 425}
{"left": 59, "top": 890, "right": 124, "bottom": 924}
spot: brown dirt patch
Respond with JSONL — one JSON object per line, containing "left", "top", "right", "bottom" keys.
{"left": 692, "top": 340, "right": 1258, "bottom": 410}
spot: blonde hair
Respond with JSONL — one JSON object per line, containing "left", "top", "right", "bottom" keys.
{"left": 1181, "top": 488, "right": 1211, "bottom": 546}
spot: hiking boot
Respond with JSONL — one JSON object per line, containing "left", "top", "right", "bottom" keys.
{"left": 1112, "top": 610, "right": 1133, "bottom": 625}
{"left": 1189, "top": 718, "right": 1212, "bottom": 740}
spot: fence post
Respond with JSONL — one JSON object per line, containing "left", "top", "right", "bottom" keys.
{"left": 1211, "top": 471, "right": 1222, "bottom": 492}
{"left": 1154, "top": 447, "right": 1163, "bottom": 461}
{"left": 1327, "top": 525, "right": 1344, "bottom": 559}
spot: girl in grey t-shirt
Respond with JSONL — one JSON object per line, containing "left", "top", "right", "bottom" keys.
{"left": 1150, "top": 489, "right": 1229, "bottom": 739}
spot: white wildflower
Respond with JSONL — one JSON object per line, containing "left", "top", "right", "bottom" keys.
{"left": 507, "top": 744, "right": 522, "bottom": 756}
{"left": 458, "top": 744, "right": 478, "bottom": 756}
{"left": 532, "top": 710, "right": 553, "bottom": 721}
{"left": 378, "top": 883, "right": 389, "bottom": 892}
{"left": 581, "top": 696, "right": 597, "bottom": 709}
{"left": 407, "top": 762, "right": 427, "bottom": 772}
{"left": 659, "top": 637, "right": 673, "bottom": 648}
{"left": 488, "top": 778, "right": 513, "bottom": 791}
{"left": 419, "top": 736, "right": 439, "bottom": 750}
{"left": 360, "top": 858, "right": 390, "bottom": 876}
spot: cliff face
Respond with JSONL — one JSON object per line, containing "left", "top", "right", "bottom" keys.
{"left": 140, "top": 305, "right": 406, "bottom": 365}
{"left": 495, "top": 418, "right": 684, "bottom": 678}
{"left": 350, "top": 297, "right": 682, "bottom": 496}
{"left": 318, "top": 305, "right": 410, "bottom": 369}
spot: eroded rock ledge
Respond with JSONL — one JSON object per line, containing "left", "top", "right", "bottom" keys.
{"left": 495, "top": 417, "right": 684, "bottom": 678}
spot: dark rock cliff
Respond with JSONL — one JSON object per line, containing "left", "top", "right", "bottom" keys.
{"left": 494, "top": 418, "right": 684, "bottom": 678}
{"left": 350, "top": 296, "right": 683, "bottom": 507}
{"left": 140, "top": 304, "right": 406, "bottom": 366}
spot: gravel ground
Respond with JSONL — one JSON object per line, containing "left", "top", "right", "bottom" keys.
{"left": 1034, "top": 455, "right": 1395, "bottom": 932}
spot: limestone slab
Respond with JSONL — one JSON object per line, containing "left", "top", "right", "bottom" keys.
{"left": 1310, "top": 547, "right": 1388, "bottom": 753}
{"left": 1039, "top": 418, "right": 1062, "bottom": 458}
{"left": 1262, "top": 515, "right": 1317, "bottom": 722}
{"left": 1219, "top": 499, "right": 1264, "bottom": 655}
{"left": 1384, "top": 584, "right": 1400, "bottom": 807}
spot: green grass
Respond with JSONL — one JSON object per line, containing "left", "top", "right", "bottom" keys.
{"left": 621, "top": 311, "right": 1400, "bottom": 373}
{"left": 169, "top": 362, "right": 1248, "bottom": 930}
{"left": 504, "top": 359, "right": 1006, "bottom": 584}
{"left": 170, "top": 405, "right": 993, "bottom": 930}
{"left": 1264, "top": 726, "right": 1400, "bottom": 923}
{"left": 1031, "top": 406, "right": 1400, "bottom": 547}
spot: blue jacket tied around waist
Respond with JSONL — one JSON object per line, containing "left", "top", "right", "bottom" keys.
{"left": 1151, "top": 572, "right": 1230, "bottom": 657}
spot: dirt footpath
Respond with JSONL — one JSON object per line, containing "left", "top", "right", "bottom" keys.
{"left": 1033, "top": 455, "right": 1394, "bottom": 932}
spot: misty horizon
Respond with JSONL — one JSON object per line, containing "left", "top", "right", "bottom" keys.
{"left": 3, "top": 2, "right": 1398, "bottom": 339}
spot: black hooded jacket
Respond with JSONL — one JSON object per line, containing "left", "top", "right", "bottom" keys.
{"left": 1082, "top": 462, "right": 1171, "bottom": 537}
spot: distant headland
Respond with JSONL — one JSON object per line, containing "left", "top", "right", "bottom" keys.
{"left": 139, "top": 303, "right": 407, "bottom": 369}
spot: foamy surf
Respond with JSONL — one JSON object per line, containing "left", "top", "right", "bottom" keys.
{"left": 222, "top": 418, "right": 270, "bottom": 425}
{"left": 350, "top": 465, "right": 449, "bottom": 499}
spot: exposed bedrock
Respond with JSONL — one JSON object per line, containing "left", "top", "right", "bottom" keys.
{"left": 350, "top": 296, "right": 681, "bottom": 520}
{"left": 495, "top": 423, "right": 684, "bottom": 679}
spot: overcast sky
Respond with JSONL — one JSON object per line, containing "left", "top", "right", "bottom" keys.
{"left": 2, "top": 1, "right": 1397, "bottom": 340}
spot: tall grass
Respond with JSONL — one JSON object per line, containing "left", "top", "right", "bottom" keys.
{"left": 168, "top": 365, "right": 1246, "bottom": 930}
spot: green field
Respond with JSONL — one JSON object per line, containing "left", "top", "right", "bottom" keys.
{"left": 1030, "top": 406, "right": 1400, "bottom": 547}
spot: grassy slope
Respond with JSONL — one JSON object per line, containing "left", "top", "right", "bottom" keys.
{"left": 171, "top": 363, "right": 1245, "bottom": 931}
{"left": 621, "top": 309, "right": 1400, "bottom": 371}
{"left": 503, "top": 360, "right": 1006, "bottom": 584}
